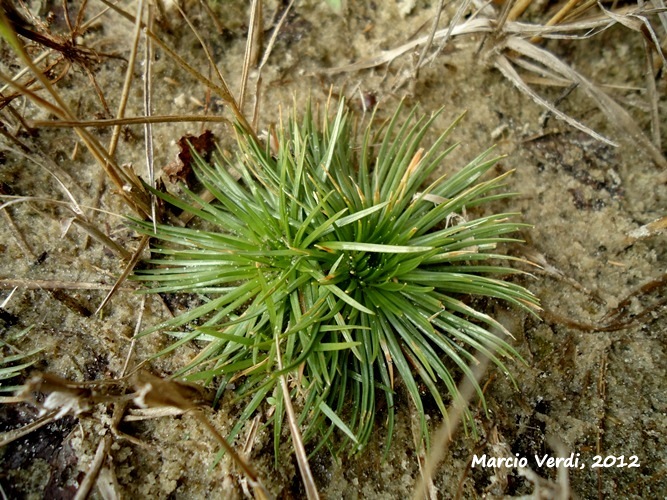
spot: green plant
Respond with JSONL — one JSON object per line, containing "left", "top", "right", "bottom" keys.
{"left": 0, "top": 326, "right": 42, "bottom": 403}
{"left": 130, "top": 100, "right": 539, "bottom": 457}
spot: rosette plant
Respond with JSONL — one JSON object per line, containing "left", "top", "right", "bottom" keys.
{"left": 131, "top": 100, "right": 538, "bottom": 456}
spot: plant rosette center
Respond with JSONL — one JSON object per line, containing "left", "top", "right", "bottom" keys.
{"left": 130, "top": 100, "right": 539, "bottom": 456}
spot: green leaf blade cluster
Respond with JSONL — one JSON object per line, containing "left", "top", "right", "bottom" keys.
{"left": 131, "top": 100, "right": 539, "bottom": 455}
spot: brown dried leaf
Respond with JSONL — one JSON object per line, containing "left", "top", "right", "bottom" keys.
{"left": 163, "top": 130, "right": 216, "bottom": 185}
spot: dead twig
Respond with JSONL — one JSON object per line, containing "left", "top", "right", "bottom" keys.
{"left": 32, "top": 114, "right": 230, "bottom": 128}
{"left": 132, "top": 372, "right": 274, "bottom": 499}
{"left": 95, "top": 234, "right": 150, "bottom": 314}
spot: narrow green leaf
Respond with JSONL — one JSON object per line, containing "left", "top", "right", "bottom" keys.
{"left": 314, "top": 342, "right": 362, "bottom": 351}
{"left": 324, "top": 283, "right": 375, "bottom": 315}
{"left": 334, "top": 201, "right": 389, "bottom": 228}
{"left": 316, "top": 241, "right": 433, "bottom": 253}
{"left": 319, "top": 401, "right": 359, "bottom": 444}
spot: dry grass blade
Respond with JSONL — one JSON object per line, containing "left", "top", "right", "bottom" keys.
{"left": 415, "top": 0, "right": 446, "bottom": 75}
{"left": 239, "top": 0, "right": 262, "bottom": 112}
{"left": 507, "top": 0, "right": 534, "bottom": 22}
{"left": 320, "top": 5, "right": 665, "bottom": 169}
{"left": 529, "top": 0, "right": 580, "bottom": 42}
{"left": 6, "top": 370, "right": 272, "bottom": 497}
{"left": 509, "top": 56, "right": 572, "bottom": 87}
{"left": 0, "top": 410, "right": 60, "bottom": 447}
{"left": 171, "top": 1, "right": 235, "bottom": 104}
{"left": 593, "top": 5, "right": 664, "bottom": 151}
{"left": 252, "top": 0, "right": 295, "bottom": 128}
{"left": 121, "top": 296, "right": 146, "bottom": 377}
{"left": 505, "top": 36, "right": 667, "bottom": 168}
{"left": 275, "top": 337, "right": 319, "bottom": 500}
{"left": 3, "top": 100, "right": 35, "bottom": 135}
{"left": 98, "top": 0, "right": 256, "bottom": 140}
{"left": 598, "top": 4, "right": 667, "bottom": 69}
{"left": 32, "top": 115, "right": 230, "bottom": 128}
{"left": 644, "top": 42, "right": 661, "bottom": 149}
{"left": 0, "top": 68, "right": 73, "bottom": 122}
{"left": 95, "top": 234, "right": 149, "bottom": 314}
{"left": 598, "top": 273, "right": 667, "bottom": 328}
{"left": 73, "top": 435, "right": 112, "bottom": 500}
{"left": 0, "top": 195, "right": 127, "bottom": 220}
{"left": 4, "top": 144, "right": 85, "bottom": 206}
{"left": 96, "top": 462, "right": 121, "bottom": 500}
{"left": 493, "top": 53, "right": 617, "bottom": 146}
{"left": 523, "top": 248, "right": 604, "bottom": 305}
{"left": 412, "top": 351, "right": 492, "bottom": 500}
{"left": 432, "top": 0, "right": 469, "bottom": 60}
{"left": 392, "top": 2, "right": 466, "bottom": 89}
{"left": 279, "top": 374, "right": 319, "bottom": 499}
{"left": 0, "top": 49, "right": 48, "bottom": 97}
{"left": 1, "top": 144, "right": 132, "bottom": 259}
{"left": 0, "top": 118, "right": 31, "bottom": 151}
{"left": 319, "top": 18, "right": 493, "bottom": 75}
{"left": 503, "top": 16, "right": 616, "bottom": 37}
{"left": 199, "top": 0, "right": 224, "bottom": 34}
{"left": 625, "top": 215, "right": 667, "bottom": 242}
{"left": 0, "top": 11, "right": 151, "bottom": 217}
{"left": 69, "top": 217, "right": 131, "bottom": 260}
{"left": 1, "top": 207, "right": 36, "bottom": 260}
{"left": 107, "top": 0, "right": 145, "bottom": 159}
{"left": 493, "top": 0, "right": 515, "bottom": 33}
{"left": 143, "top": 5, "right": 157, "bottom": 232}
{"left": 241, "top": 415, "right": 261, "bottom": 458}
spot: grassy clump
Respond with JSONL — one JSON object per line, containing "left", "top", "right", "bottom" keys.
{"left": 131, "top": 100, "right": 538, "bottom": 456}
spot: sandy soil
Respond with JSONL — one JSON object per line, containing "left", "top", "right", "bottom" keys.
{"left": 1, "top": 1, "right": 665, "bottom": 498}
